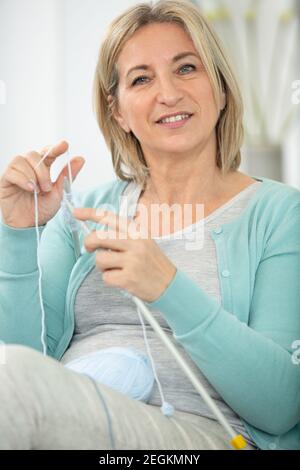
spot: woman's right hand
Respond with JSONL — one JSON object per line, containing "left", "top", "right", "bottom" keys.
{"left": 0, "top": 140, "right": 85, "bottom": 228}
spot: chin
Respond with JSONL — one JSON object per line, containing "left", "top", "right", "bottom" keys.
{"left": 159, "top": 139, "right": 200, "bottom": 154}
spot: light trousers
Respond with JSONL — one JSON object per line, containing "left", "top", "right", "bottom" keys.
{"left": 0, "top": 345, "right": 257, "bottom": 450}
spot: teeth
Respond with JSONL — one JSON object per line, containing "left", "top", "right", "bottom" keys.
{"left": 159, "top": 114, "right": 190, "bottom": 123}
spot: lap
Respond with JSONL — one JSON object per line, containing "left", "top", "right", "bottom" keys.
{"left": 0, "top": 345, "right": 255, "bottom": 450}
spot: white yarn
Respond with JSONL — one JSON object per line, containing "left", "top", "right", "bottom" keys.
{"left": 28, "top": 150, "right": 244, "bottom": 447}
{"left": 31, "top": 166, "right": 174, "bottom": 416}
{"left": 65, "top": 346, "right": 155, "bottom": 403}
{"left": 135, "top": 302, "right": 174, "bottom": 416}
{"left": 31, "top": 183, "right": 47, "bottom": 355}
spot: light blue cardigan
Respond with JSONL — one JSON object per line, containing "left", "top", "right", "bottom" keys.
{"left": 0, "top": 176, "right": 299, "bottom": 450}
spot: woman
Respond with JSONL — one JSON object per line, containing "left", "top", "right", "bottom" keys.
{"left": 0, "top": 0, "right": 299, "bottom": 450}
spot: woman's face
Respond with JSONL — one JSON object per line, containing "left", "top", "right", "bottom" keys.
{"left": 111, "top": 22, "right": 225, "bottom": 160}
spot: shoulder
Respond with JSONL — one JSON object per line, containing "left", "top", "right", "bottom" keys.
{"left": 227, "top": 176, "right": 300, "bottom": 243}
{"left": 248, "top": 178, "right": 300, "bottom": 252}
{"left": 251, "top": 178, "right": 300, "bottom": 255}
{"left": 252, "top": 177, "right": 300, "bottom": 221}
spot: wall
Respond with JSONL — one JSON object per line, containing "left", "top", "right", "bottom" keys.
{"left": 0, "top": 0, "right": 299, "bottom": 191}
{"left": 0, "top": 0, "right": 141, "bottom": 191}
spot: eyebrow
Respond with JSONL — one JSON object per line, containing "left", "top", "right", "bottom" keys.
{"left": 125, "top": 51, "right": 200, "bottom": 79}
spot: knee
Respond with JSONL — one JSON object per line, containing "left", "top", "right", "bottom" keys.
{"left": 0, "top": 344, "right": 56, "bottom": 404}
{"left": 1, "top": 344, "right": 44, "bottom": 370}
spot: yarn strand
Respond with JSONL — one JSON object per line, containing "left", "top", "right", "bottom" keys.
{"left": 135, "top": 303, "right": 174, "bottom": 416}
{"left": 31, "top": 182, "right": 47, "bottom": 356}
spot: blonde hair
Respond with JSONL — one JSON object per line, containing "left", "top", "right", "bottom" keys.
{"left": 93, "top": 0, "right": 243, "bottom": 188}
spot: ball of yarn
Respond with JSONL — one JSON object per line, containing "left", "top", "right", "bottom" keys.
{"left": 64, "top": 346, "right": 155, "bottom": 403}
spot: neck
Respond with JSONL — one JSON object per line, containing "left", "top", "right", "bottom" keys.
{"left": 143, "top": 165, "right": 233, "bottom": 206}
{"left": 140, "top": 132, "right": 232, "bottom": 206}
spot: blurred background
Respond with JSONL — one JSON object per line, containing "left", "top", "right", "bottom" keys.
{"left": 0, "top": 0, "right": 299, "bottom": 191}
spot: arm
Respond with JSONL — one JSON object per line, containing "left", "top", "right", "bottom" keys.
{"left": 0, "top": 208, "right": 76, "bottom": 356}
{"left": 146, "top": 204, "right": 300, "bottom": 435}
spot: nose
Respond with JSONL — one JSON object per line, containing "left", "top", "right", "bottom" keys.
{"left": 155, "top": 74, "right": 184, "bottom": 106}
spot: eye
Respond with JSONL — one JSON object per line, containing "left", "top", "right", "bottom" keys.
{"left": 131, "top": 76, "right": 149, "bottom": 86}
{"left": 179, "top": 64, "right": 196, "bottom": 74}
{"left": 131, "top": 64, "right": 196, "bottom": 86}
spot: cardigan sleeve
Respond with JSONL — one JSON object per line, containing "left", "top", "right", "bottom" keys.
{"left": 0, "top": 180, "right": 120, "bottom": 357}
{"left": 0, "top": 208, "right": 77, "bottom": 357}
{"left": 145, "top": 202, "right": 300, "bottom": 436}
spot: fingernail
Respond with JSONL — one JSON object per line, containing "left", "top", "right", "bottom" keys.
{"left": 96, "top": 210, "right": 106, "bottom": 218}
{"left": 27, "top": 182, "right": 35, "bottom": 191}
{"left": 27, "top": 181, "right": 39, "bottom": 193}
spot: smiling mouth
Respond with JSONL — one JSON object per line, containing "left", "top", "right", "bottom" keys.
{"left": 156, "top": 114, "right": 193, "bottom": 128}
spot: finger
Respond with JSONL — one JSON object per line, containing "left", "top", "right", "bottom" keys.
{"left": 102, "top": 268, "right": 124, "bottom": 289}
{"left": 96, "top": 210, "right": 148, "bottom": 240}
{"left": 3, "top": 166, "right": 38, "bottom": 193}
{"left": 37, "top": 140, "right": 69, "bottom": 168}
{"left": 24, "top": 151, "right": 53, "bottom": 193}
{"left": 73, "top": 208, "right": 130, "bottom": 233}
{"left": 84, "top": 229, "right": 129, "bottom": 252}
{"left": 55, "top": 157, "right": 85, "bottom": 192}
{"left": 95, "top": 249, "right": 125, "bottom": 271}
{"left": 9, "top": 155, "right": 38, "bottom": 188}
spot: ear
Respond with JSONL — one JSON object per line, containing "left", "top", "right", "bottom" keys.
{"left": 220, "top": 91, "right": 226, "bottom": 110}
{"left": 107, "top": 94, "right": 131, "bottom": 133}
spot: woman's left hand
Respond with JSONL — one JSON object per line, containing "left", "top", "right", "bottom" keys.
{"left": 72, "top": 207, "right": 177, "bottom": 303}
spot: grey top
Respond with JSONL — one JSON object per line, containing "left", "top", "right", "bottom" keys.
{"left": 61, "top": 179, "right": 263, "bottom": 446}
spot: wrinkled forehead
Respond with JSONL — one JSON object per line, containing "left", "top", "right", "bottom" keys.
{"left": 116, "top": 22, "right": 198, "bottom": 80}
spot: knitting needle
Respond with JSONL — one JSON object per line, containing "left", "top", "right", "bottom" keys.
{"left": 63, "top": 176, "right": 82, "bottom": 260}
{"left": 63, "top": 195, "right": 247, "bottom": 450}
{"left": 63, "top": 196, "right": 91, "bottom": 236}
{"left": 134, "top": 297, "right": 247, "bottom": 450}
